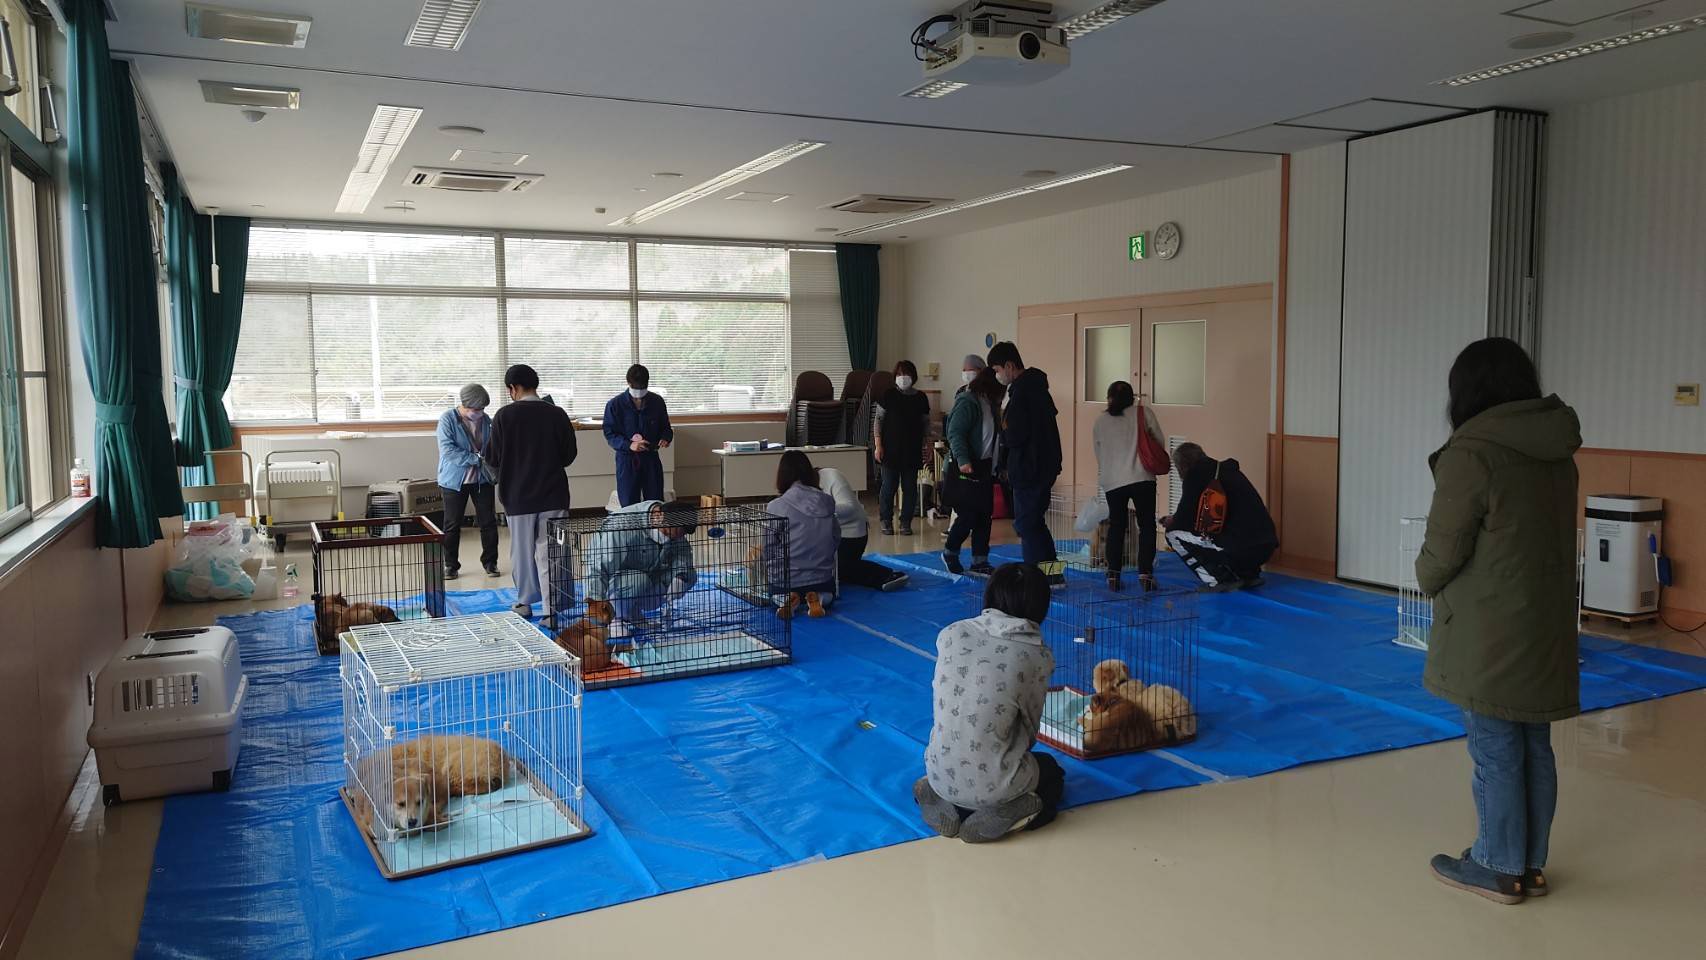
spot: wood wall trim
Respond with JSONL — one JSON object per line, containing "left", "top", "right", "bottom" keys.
{"left": 1016, "top": 282, "right": 1274, "bottom": 320}
{"left": 1272, "top": 156, "right": 1290, "bottom": 545}
{"left": 0, "top": 759, "right": 92, "bottom": 960}
{"left": 231, "top": 412, "right": 788, "bottom": 440}
{"left": 1284, "top": 434, "right": 1340, "bottom": 445}
{"left": 1577, "top": 447, "right": 1706, "bottom": 462}
{"left": 1273, "top": 553, "right": 1336, "bottom": 580}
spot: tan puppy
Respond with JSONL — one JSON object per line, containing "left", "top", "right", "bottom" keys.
{"left": 394, "top": 734, "right": 514, "bottom": 798}
{"left": 351, "top": 752, "right": 448, "bottom": 841}
{"left": 1078, "top": 689, "right": 1156, "bottom": 754}
{"left": 317, "top": 593, "right": 400, "bottom": 650}
{"left": 1092, "top": 659, "right": 1131, "bottom": 695}
{"left": 1134, "top": 684, "right": 1197, "bottom": 742}
{"left": 556, "top": 618, "right": 612, "bottom": 673}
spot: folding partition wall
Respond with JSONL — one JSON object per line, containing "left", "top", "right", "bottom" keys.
{"left": 1336, "top": 110, "right": 1545, "bottom": 585}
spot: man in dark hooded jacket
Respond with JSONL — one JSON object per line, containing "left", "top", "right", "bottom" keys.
{"left": 1164, "top": 443, "right": 1276, "bottom": 590}
{"left": 987, "top": 342, "right": 1062, "bottom": 573}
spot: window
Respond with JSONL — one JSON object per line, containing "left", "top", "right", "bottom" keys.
{"left": 1082, "top": 324, "right": 1131, "bottom": 403}
{"left": 1, "top": 153, "right": 67, "bottom": 533}
{"left": 230, "top": 225, "right": 840, "bottom": 422}
{"left": 1151, "top": 320, "right": 1207, "bottom": 406}
{"left": 0, "top": 0, "right": 38, "bottom": 137}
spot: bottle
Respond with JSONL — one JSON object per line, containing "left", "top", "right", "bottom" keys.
{"left": 282, "top": 563, "right": 300, "bottom": 599}
{"left": 70, "top": 458, "right": 91, "bottom": 498}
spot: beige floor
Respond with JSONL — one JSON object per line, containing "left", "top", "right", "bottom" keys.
{"left": 18, "top": 513, "right": 1706, "bottom": 959}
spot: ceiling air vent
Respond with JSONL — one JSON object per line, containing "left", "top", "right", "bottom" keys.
{"left": 404, "top": 167, "right": 543, "bottom": 193}
{"left": 825, "top": 194, "right": 950, "bottom": 215}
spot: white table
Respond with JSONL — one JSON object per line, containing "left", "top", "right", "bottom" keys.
{"left": 713, "top": 445, "right": 869, "bottom": 499}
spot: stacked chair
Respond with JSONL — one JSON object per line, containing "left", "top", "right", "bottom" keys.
{"left": 788, "top": 371, "right": 844, "bottom": 447}
{"left": 839, "top": 370, "right": 872, "bottom": 444}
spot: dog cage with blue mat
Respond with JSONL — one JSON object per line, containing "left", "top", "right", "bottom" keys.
{"left": 340, "top": 612, "right": 589, "bottom": 880}
{"left": 1012, "top": 583, "right": 1200, "bottom": 760}
{"left": 311, "top": 516, "right": 448, "bottom": 655}
{"left": 545, "top": 503, "right": 792, "bottom": 689}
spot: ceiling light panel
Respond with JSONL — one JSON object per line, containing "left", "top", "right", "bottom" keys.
{"left": 1439, "top": 13, "right": 1706, "bottom": 85}
{"left": 609, "top": 140, "right": 827, "bottom": 226}
{"left": 837, "top": 163, "right": 1132, "bottom": 238}
{"left": 1059, "top": 0, "right": 1169, "bottom": 41}
{"left": 199, "top": 80, "right": 300, "bottom": 109}
{"left": 901, "top": 79, "right": 968, "bottom": 99}
{"left": 337, "top": 104, "right": 423, "bottom": 214}
{"left": 406, "top": 0, "right": 484, "bottom": 50}
{"left": 448, "top": 147, "right": 529, "bottom": 166}
{"left": 185, "top": 4, "right": 312, "bottom": 47}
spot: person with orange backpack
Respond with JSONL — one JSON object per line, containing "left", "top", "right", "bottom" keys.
{"left": 1162, "top": 442, "right": 1277, "bottom": 591}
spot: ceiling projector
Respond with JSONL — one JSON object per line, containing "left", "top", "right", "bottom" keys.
{"left": 914, "top": 1, "right": 1070, "bottom": 87}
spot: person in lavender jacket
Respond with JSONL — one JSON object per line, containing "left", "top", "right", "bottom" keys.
{"left": 764, "top": 451, "right": 840, "bottom": 618}
{"left": 435, "top": 383, "right": 499, "bottom": 580}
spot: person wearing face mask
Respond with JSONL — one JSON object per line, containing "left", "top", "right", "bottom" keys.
{"left": 602, "top": 364, "right": 674, "bottom": 507}
{"left": 435, "top": 383, "right": 501, "bottom": 580}
{"left": 942, "top": 366, "right": 1004, "bottom": 575}
{"left": 874, "top": 359, "right": 932, "bottom": 537}
{"left": 582, "top": 500, "right": 700, "bottom": 638}
{"left": 489, "top": 364, "right": 579, "bottom": 619}
{"left": 986, "top": 341, "right": 1062, "bottom": 577}
{"left": 955, "top": 354, "right": 986, "bottom": 396}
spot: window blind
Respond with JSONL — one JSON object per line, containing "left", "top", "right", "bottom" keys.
{"left": 788, "top": 249, "right": 851, "bottom": 391}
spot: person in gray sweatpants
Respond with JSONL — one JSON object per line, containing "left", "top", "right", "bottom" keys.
{"left": 487, "top": 364, "right": 578, "bottom": 619}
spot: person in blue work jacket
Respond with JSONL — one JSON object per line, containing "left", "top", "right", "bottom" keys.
{"left": 603, "top": 364, "right": 673, "bottom": 506}
{"left": 584, "top": 500, "right": 699, "bottom": 639}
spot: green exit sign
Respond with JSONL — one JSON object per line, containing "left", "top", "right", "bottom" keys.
{"left": 1129, "top": 233, "right": 1147, "bottom": 261}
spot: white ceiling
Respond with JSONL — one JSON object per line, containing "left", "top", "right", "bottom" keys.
{"left": 108, "top": 0, "right": 1706, "bottom": 242}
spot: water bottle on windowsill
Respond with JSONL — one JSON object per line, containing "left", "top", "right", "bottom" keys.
{"left": 70, "top": 458, "right": 91, "bottom": 498}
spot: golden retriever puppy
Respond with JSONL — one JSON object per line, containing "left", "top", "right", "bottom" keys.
{"left": 351, "top": 753, "right": 448, "bottom": 841}
{"left": 556, "top": 618, "right": 612, "bottom": 673}
{"left": 1134, "top": 683, "right": 1197, "bottom": 742}
{"left": 1078, "top": 689, "right": 1156, "bottom": 754}
{"left": 317, "top": 593, "right": 400, "bottom": 649}
{"left": 395, "top": 735, "right": 514, "bottom": 797}
{"left": 1092, "top": 659, "right": 1131, "bottom": 695}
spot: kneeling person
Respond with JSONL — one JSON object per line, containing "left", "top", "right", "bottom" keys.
{"left": 584, "top": 500, "right": 699, "bottom": 637}
{"left": 914, "top": 563, "right": 1065, "bottom": 843}
{"left": 1163, "top": 442, "right": 1277, "bottom": 591}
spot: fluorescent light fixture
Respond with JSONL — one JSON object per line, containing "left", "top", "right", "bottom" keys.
{"left": 185, "top": 3, "right": 312, "bottom": 48}
{"left": 901, "top": 78, "right": 968, "bottom": 99}
{"left": 406, "top": 0, "right": 483, "bottom": 50}
{"left": 1059, "top": 0, "right": 1169, "bottom": 41}
{"left": 336, "top": 104, "right": 423, "bottom": 214}
{"left": 199, "top": 79, "right": 301, "bottom": 109}
{"left": 1439, "top": 14, "right": 1706, "bottom": 86}
{"left": 837, "top": 163, "right": 1132, "bottom": 238}
{"left": 608, "top": 140, "right": 827, "bottom": 226}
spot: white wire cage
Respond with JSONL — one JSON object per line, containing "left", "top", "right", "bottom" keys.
{"left": 1395, "top": 518, "right": 1587, "bottom": 651}
{"left": 339, "top": 613, "right": 589, "bottom": 879}
{"left": 1046, "top": 484, "right": 1147, "bottom": 574}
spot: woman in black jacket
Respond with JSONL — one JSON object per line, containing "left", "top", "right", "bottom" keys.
{"left": 874, "top": 360, "right": 931, "bottom": 537}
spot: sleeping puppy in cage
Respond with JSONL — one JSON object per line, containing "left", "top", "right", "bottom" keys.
{"left": 352, "top": 753, "right": 449, "bottom": 841}
{"left": 318, "top": 593, "right": 401, "bottom": 646}
{"left": 394, "top": 734, "right": 518, "bottom": 797}
{"left": 1091, "top": 658, "right": 1196, "bottom": 743}
{"left": 1078, "top": 689, "right": 1156, "bottom": 754}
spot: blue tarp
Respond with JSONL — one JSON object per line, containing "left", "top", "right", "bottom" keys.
{"left": 136, "top": 553, "right": 1706, "bottom": 959}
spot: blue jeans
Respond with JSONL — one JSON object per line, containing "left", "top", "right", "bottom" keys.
{"left": 879, "top": 464, "right": 918, "bottom": 530}
{"left": 1010, "top": 483, "right": 1057, "bottom": 567}
{"left": 1464, "top": 710, "right": 1558, "bottom": 875}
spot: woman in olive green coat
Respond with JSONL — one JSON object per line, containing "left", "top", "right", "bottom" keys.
{"left": 1418, "top": 337, "right": 1581, "bottom": 905}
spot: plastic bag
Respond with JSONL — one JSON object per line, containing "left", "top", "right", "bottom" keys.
{"left": 1074, "top": 491, "right": 1110, "bottom": 533}
{"left": 165, "top": 515, "right": 259, "bottom": 601}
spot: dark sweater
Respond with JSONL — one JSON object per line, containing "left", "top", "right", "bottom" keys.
{"left": 877, "top": 387, "right": 930, "bottom": 471}
{"left": 999, "top": 367, "right": 1062, "bottom": 489}
{"left": 1166, "top": 456, "right": 1277, "bottom": 555}
{"left": 488, "top": 398, "right": 578, "bottom": 515}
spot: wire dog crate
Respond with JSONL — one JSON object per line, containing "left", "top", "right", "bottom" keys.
{"left": 1047, "top": 485, "right": 1143, "bottom": 574}
{"left": 339, "top": 613, "right": 589, "bottom": 880}
{"left": 1005, "top": 584, "right": 1199, "bottom": 760}
{"left": 546, "top": 503, "right": 792, "bottom": 689}
{"left": 311, "top": 517, "right": 448, "bottom": 655}
{"left": 1395, "top": 517, "right": 1587, "bottom": 651}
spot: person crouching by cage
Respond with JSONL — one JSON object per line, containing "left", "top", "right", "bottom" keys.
{"left": 1162, "top": 442, "right": 1277, "bottom": 592}
{"left": 817, "top": 463, "right": 908, "bottom": 593}
{"left": 765, "top": 451, "right": 841, "bottom": 618}
{"left": 914, "top": 563, "right": 1064, "bottom": 843}
{"left": 583, "top": 501, "right": 699, "bottom": 639}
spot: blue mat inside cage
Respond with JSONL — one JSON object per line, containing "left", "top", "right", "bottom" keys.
{"left": 136, "top": 554, "right": 1706, "bottom": 960}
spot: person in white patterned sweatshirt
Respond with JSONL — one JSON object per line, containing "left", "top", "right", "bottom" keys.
{"left": 914, "top": 563, "right": 1065, "bottom": 842}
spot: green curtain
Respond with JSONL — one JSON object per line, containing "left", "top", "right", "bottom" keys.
{"left": 166, "top": 165, "right": 249, "bottom": 463}
{"left": 834, "top": 243, "right": 880, "bottom": 372}
{"left": 66, "top": 0, "right": 183, "bottom": 546}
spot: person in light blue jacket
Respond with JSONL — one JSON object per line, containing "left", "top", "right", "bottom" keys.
{"left": 435, "top": 384, "right": 498, "bottom": 580}
{"left": 583, "top": 500, "right": 699, "bottom": 637}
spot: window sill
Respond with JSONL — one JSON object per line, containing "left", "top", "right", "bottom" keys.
{"left": 0, "top": 497, "right": 98, "bottom": 587}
